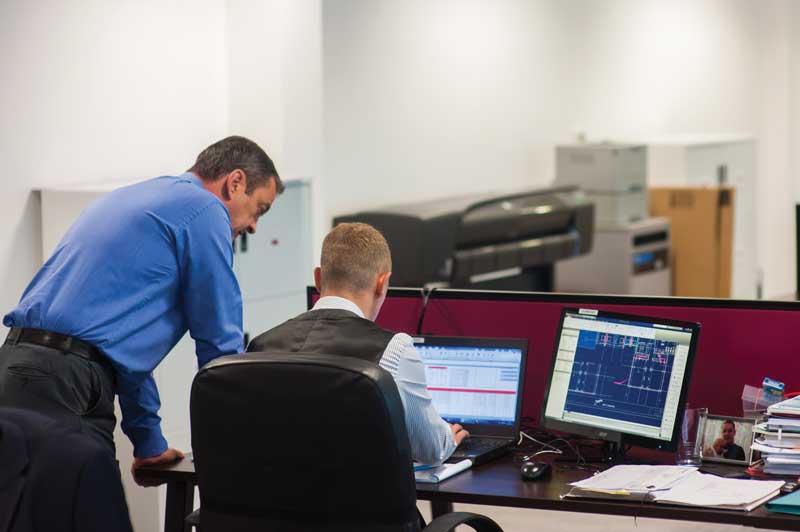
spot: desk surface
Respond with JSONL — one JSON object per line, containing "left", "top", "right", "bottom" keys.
{"left": 417, "top": 458, "right": 800, "bottom": 530}
{"left": 138, "top": 455, "right": 800, "bottom": 531}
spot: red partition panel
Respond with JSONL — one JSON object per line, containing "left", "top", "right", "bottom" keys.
{"left": 419, "top": 297, "right": 800, "bottom": 423}
{"left": 310, "top": 288, "right": 800, "bottom": 424}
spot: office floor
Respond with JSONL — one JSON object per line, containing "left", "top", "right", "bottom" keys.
{"left": 417, "top": 503, "right": 742, "bottom": 531}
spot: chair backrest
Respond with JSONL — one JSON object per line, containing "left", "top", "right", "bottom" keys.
{"left": 190, "top": 352, "right": 419, "bottom": 532}
{"left": 0, "top": 407, "right": 132, "bottom": 532}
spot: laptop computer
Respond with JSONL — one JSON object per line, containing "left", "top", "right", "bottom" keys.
{"left": 413, "top": 335, "right": 528, "bottom": 465}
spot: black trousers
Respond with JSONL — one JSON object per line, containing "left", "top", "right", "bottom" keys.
{"left": 0, "top": 340, "right": 117, "bottom": 456}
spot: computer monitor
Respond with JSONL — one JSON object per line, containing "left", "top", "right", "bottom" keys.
{"left": 542, "top": 307, "right": 700, "bottom": 452}
{"left": 414, "top": 336, "right": 527, "bottom": 437}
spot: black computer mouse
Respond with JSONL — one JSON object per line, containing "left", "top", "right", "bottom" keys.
{"left": 520, "top": 461, "right": 551, "bottom": 481}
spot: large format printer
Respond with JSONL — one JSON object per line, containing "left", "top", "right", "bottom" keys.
{"left": 332, "top": 187, "right": 594, "bottom": 291}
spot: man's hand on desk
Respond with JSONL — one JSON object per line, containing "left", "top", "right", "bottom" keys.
{"left": 451, "top": 423, "right": 470, "bottom": 445}
{"left": 131, "top": 447, "right": 185, "bottom": 487}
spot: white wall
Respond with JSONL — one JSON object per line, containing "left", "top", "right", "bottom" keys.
{"left": 226, "top": 0, "right": 325, "bottom": 263}
{"left": 0, "top": 0, "right": 230, "bottom": 321}
{"left": 756, "top": 0, "right": 797, "bottom": 297}
{"left": 322, "top": 0, "right": 799, "bottom": 297}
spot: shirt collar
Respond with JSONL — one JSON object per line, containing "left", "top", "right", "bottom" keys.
{"left": 181, "top": 172, "right": 204, "bottom": 189}
{"left": 312, "top": 296, "right": 366, "bottom": 319}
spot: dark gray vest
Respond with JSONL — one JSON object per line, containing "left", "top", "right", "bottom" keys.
{"left": 246, "top": 309, "right": 395, "bottom": 364}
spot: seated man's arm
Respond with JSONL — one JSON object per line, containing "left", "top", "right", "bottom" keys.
{"left": 379, "top": 333, "right": 462, "bottom": 465}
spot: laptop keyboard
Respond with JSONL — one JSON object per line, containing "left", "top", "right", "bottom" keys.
{"left": 450, "top": 438, "right": 508, "bottom": 458}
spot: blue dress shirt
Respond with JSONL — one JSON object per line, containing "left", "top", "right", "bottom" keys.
{"left": 4, "top": 173, "right": 244, "bottom": 458}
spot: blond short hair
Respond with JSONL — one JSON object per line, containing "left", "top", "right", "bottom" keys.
{"left": 320, "top": 223, "right": 392, "bottom": 293}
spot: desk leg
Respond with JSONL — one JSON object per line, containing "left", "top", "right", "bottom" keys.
{"left": 164, "top": 480, "right": 195, "bottom": 532}
{"left": 430, "top": 500, "right": 453, "bottom": 519}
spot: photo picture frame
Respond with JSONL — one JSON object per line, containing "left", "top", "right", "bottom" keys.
{"left": 699, "top": 413, "right": 756, "bottom": 465}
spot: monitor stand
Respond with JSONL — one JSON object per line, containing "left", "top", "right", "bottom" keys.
{"left": 602, "top": 441, "right": 627, "bottom": 464}
{"left": 601, "top": 441, "right": 653, "bottom": 465}
{"left": 552, "top": 437, "right": 654, "bottom": 465}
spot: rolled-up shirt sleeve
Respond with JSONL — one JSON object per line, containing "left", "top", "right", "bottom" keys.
{"left": 379, "top": 333, "right": 456, "bottom": 465}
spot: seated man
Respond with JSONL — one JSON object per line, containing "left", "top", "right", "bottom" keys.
{"left": 248, "top": 222, "right": 468, "bottom": 464}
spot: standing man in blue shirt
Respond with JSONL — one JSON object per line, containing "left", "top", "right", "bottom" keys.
{"left": 0, "top": 135, "right": 283, "bottom": 480}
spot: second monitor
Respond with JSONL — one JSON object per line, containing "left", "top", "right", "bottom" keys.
{"left": 542, "top": 307, "right": 700, "bottom": 454}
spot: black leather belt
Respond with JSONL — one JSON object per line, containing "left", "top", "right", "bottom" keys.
{"left": 5, "top": 327, "right": 108, "bottom": 367}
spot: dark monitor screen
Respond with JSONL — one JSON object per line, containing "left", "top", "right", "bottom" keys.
{"left": 541, "top": 308, "right": 700, "bottom": 450}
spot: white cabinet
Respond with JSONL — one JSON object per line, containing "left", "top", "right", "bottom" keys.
{"left": 234, "top": 180, "right": 313, "bottom": 302}
{"left": 648, "top": 138, "right": 758, "bottom": 299}
{"left": 236, "top": 180, "right": 314, "bottom": 345}
{"left": 682, "top": 142, "right": 757, "bottom": 300}
{"left": 242, "top": 291, "right": 308, "bottom": 346}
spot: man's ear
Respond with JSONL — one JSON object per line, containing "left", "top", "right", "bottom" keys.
{"left": 314, "top": 267, "right": 322, "bottom": 292}
{"left": 223, "top": 169, "right": 246, "bottom": 199}
{"left": 375, "top": 271, "right": 392, "bottom": 297}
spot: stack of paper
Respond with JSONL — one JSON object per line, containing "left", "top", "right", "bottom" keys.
{"left": 755, "top": 397, "right": 800, "bottom": 475}
{"left": 768, "top": 396, "right": 800, "bottom": 417}
{"left": 653, "top": 471, "right": 784, "bottom": 511}
{"left": 566, "top": 465, "right": 784, "bottom": 511}
{"left": 766, "top": 417, "right": 800, "bottom": 431}
{"left": 414, "top": 459, "right": 472, "bottom": 484}
{"left": 569, "top": 465, "right": 695, "bottom": 498}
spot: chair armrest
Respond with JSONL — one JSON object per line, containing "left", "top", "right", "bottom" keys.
{"left": 423, "top": 511, "right": 503, "bottom": 532}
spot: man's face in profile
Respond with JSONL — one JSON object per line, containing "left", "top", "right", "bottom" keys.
{"left": 721, "top": 421, "right": 736, "bottom": 444}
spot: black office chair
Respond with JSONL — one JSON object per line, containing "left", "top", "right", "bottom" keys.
{"left": 189, "top": 352, "right": 504, "bottom": 532}
{"left": 0, "top": 407, "right": 133, "bottom": 532}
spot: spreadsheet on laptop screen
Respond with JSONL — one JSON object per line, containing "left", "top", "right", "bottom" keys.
{"left": 416, "top": 343, "right": 523, "bottom": 426}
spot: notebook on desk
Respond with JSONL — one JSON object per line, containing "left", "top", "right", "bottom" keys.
{"left": 414, "top": 335, "right": 528, "bottom": 465}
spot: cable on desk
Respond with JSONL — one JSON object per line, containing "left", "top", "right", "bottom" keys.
{"left": 514, "top": 428, "right": 590, "bottom": 468}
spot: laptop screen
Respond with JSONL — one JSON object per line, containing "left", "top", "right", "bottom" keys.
{"left": 413, "top": 336, "right": 527, "bottom": 427}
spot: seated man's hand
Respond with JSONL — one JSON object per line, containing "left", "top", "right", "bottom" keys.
{"left": 131, "top": 447, "right": 185, "bottom": 487}
{"left": 450, "top": 423, "right": 470, "bottom": 446}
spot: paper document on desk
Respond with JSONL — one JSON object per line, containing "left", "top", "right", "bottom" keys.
{"left": 753, "top": 442, "right": 800, "bottom": 454}
{"left": 570, "top": 465, "right": 696, "bottom": 494}
{"left": 568, "top": 467, "right": 784, "bottom": 511}
{"left": 768, "top": 396, "right": 800, "bottom": 415}
{"left": 651, "top": 471, "right": 784, "bottom": 511}
{"left": 414, "top": 459, "right": 472, "bottom": 484}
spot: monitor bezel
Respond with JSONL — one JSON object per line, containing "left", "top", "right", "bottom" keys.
{"left": 412, "top": 335, "right": 528, "bottom": 438}
{"left": 540, "top": 307, "right": 701, "bottom": 452}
